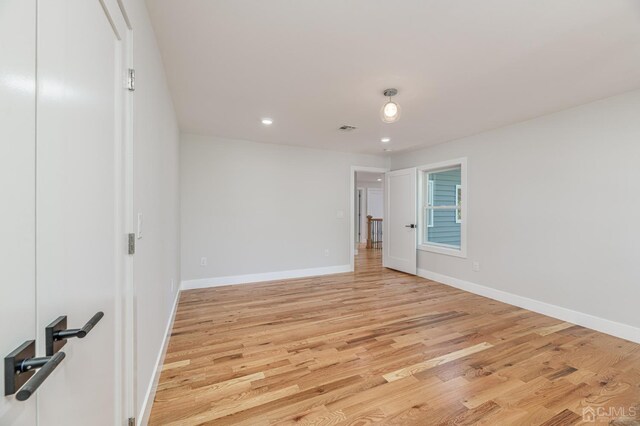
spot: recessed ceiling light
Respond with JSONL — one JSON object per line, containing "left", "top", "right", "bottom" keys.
{"left": 377, "top": 178, "right": 382, "bottom": 182}
{"left": 261, "top": 118, "right": 273, "bottom": 125}
{"left": 381, "top": 137, "right": 391, "bottom": 143}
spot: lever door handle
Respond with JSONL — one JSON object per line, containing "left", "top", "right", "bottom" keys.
{"left": 405, "top": 224, "right": 416, "bottom": 229}
{"left": 76, "top": 311, "right": 104, "bottom": 338}
{"left": 16, "top": 352, "right": 65, "bottom": 401}
{"left": 4, "top": 340, "right": 65, "bottom": 400}
{"left": 45, "top": 311, "right": 104, "bottom": 356}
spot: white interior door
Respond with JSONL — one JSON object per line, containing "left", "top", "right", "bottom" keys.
{"left": 383, "top": 168, "right": 417, "bottom": 274}
{"left": 36, "top": 0, "right": 126, "bottom": 424}
{"left": 0, "top": 0, "right": 37, "bottom": 424}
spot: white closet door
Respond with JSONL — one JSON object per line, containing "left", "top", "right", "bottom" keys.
{"left": 0, "top": 0, "right": 37, "bottom": 424}
{"left": 383, "top": 168, "right": 417, "bottom": 274}
{"left": 36, "top": 0, "right": 126, "bottom": 424}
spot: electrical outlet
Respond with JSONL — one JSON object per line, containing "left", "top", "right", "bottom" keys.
{"left": 472, "top": 261, "right": 481, "bottom": 272}
{"left": 200, "top": 257, "right": 207, "bottom": 266}
{"left": 324, "top": 249, "right": 330, "bottom": 257}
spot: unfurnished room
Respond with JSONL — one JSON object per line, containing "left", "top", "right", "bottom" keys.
{"left": 2, "top": 1, "right": 640, "bottom": 425}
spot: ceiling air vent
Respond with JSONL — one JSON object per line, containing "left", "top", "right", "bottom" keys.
{"left": 338, "top": 125, "right": 357, "bottom": 131}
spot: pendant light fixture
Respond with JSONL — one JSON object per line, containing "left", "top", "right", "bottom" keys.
{"left": 380, "top": 88, "right": 400, "bottom": 123}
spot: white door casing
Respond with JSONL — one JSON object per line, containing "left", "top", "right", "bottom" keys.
{"left": 383, "top": 168, "right": 417, "bottom": 274}
{"left": 356, "top": 188, "right": 365, "bottom": 244}
{"left": 0, "top": 0, "right": 37, "bottom": 424}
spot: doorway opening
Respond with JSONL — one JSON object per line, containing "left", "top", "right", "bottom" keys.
{"left": 351, "top": 168, "right": 387, "bottom": 271}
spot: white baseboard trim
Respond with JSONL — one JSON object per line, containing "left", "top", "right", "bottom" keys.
{"left": 417, "top": 268, "right": 640, "bottom": 344}
{"left": 138, "top": 290, "right": 181, "bottom": 425}
{"left": 181, "top": 264, "right": 352, "bottom": 290}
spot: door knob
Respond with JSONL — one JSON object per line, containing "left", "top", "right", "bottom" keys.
{"left": 45, "top": 311, "right": 104, "bottom": 356}
{"left": 4, "top": 340, "right": 65, "bottom": 400}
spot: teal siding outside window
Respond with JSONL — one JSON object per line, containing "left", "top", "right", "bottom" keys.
{"left": 426, "top": 168, "right": 461, "bottom": 247}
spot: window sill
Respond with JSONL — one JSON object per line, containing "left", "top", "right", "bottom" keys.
{"left": 418, "top": 243, "right": 467, "bottom": 258}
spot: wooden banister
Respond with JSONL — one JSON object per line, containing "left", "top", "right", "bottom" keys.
{"left": 366, "top": 215, "right": 383, "bottom": 249}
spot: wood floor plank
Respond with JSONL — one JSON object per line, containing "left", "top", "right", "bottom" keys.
{"left": 149, "top": 247, "right": 640, "bottom": 425}
{"left": 382, "top": 342, "right": 493, "bottom": 382}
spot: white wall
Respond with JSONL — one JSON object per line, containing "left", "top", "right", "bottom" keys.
{"left": 366, "top": 188, "right": 384, "bottom": 219}
{"left": 181, "top": 134, "right": 387, "bottom": 283}
{"left": 355, "top": 180, "right": 382, "bottom": 190}
{"left": 391, "top": 90, "right": 640, "bottom": 337}
{"left": 124, "top": 0, "right": 181, "bottom": 421}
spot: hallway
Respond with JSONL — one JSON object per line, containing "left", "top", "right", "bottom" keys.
{"left": 149, "top": 251, "right": 640, "bottom": 425}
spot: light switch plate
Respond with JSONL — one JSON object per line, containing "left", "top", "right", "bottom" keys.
{"left": 136, "top": 213, "right": 143, "bottom": 239}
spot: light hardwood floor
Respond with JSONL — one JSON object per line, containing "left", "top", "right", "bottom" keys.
{"left": 149, "top": 248, "right": 640, "bottom": 425}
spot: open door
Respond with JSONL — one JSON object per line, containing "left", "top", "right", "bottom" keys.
{"left": 383, "top": 168, "right": 417, "bottom": 274}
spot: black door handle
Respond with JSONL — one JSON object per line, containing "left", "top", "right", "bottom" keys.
{"left": 4, "top": 340, "right": 65, "bottom": 400}
{"left": 16, "top": 351, "right": 65, "bottom": 401}
{"left": 45, "top": 311, "right": 104, "bottom": 356}
{"left": 405, "top": 224, "right": 416, "bottom": 228}
{"left": 75, "top": 311, "right": 104, "bottom": 338}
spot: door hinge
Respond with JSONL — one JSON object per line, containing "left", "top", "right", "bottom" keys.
{"left": 128, "top": 233, "right": 135, "bottom": 255}
{"left": 127, "top": 68, "right": 135, "bottom": 91}
{"left": 128, "top": 418, "right": 136, "bottom": 426}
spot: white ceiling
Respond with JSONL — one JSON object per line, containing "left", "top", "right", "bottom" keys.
{"left": 146, "top": 0, "right": 640, "bottom": 154}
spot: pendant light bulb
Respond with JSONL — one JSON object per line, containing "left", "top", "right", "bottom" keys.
{"left": 380, "top": 88, "right": 400, "bottom": 123}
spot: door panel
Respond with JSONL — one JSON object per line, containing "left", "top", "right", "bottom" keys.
{"left": 383, "top": 168, "right": 417, "bottom": 274}
{"left": 36, "top": 0, "right": 123, "bottom": 424}
{"left": 0, "top": 0, "right": 37, "bottom": 424}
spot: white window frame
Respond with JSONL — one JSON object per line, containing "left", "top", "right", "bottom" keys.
{"left": 417, "top": 158, "right": 467, "bottom": 258}
{"left": 427, "top": 180, "right": 434, "bottom": 228}
{"left": 455, "top": 184, "right": 462, "bottom": 224}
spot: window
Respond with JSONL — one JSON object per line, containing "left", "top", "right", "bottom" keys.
{"left": 418, "top": 158, "right": 467, "bottom": 257}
